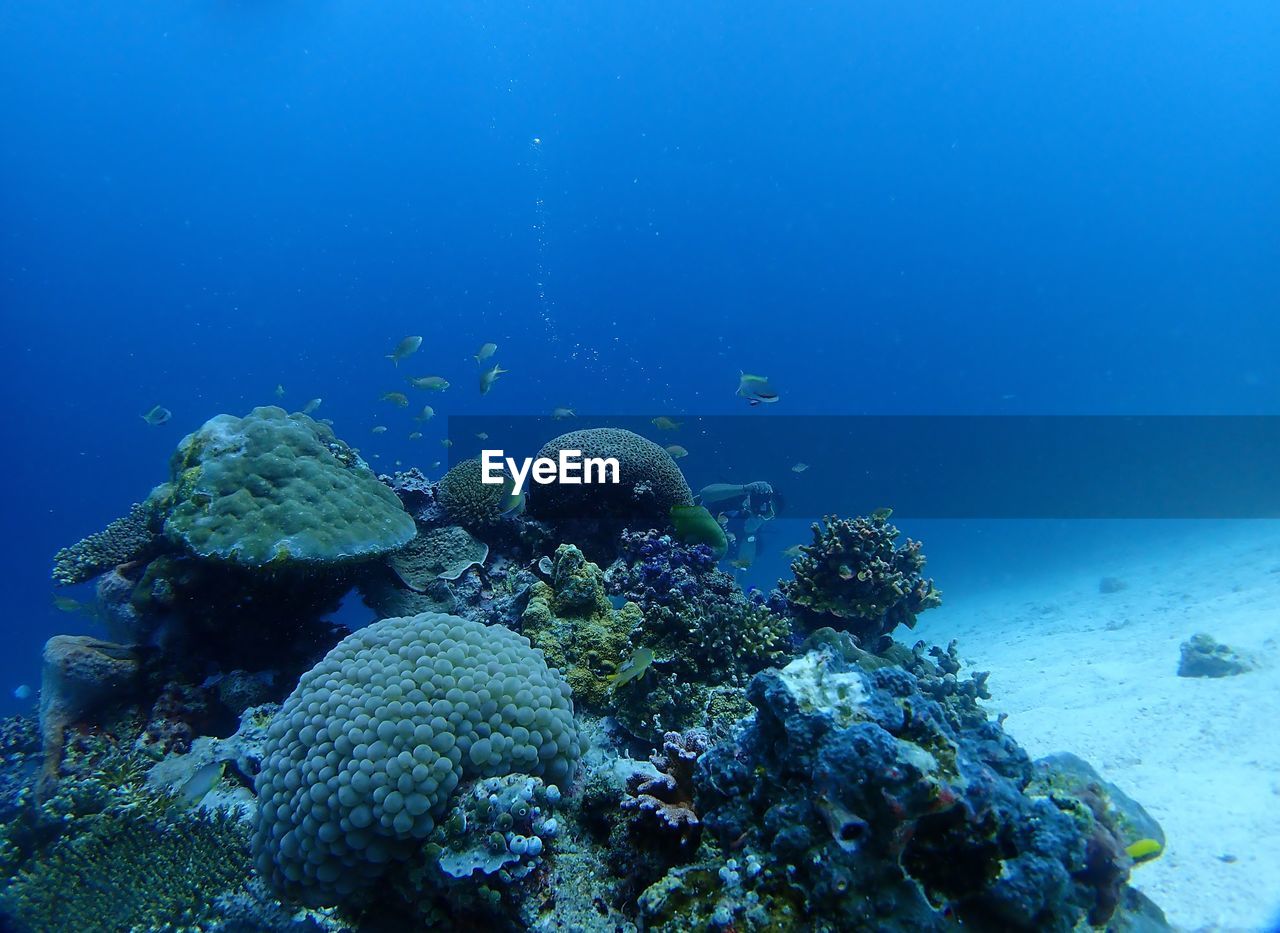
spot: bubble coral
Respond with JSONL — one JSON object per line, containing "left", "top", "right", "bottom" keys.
{"left": 252, "top": 611, "right": 580, "bottom": 906}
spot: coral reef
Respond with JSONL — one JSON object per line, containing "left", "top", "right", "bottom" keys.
{"left": 605, "top": 530, "right": 792, "bottom": 738}
{"left": 51, "top": 501, "right": 158, "bottom": 586}
{"left": 527, "top": 428, "right": 693, "bottom": 556}
{"left": 150, "top": 406, "right": 415, "bottom": 566}
{"left": 783, "top": 513, "right": 941, "bottom": 643}
{"left": 389, "top": 524, "right": 490, "bottom": 588}
{"left": 1177, "top": 632, "right": 1255, "bottom": 678}
{"left": 253, "top": 611, "right": 581, "bottom": 906}
{"left": 647, "top": 643, "right": 1166, "bottom": 932}
{"left": 521, "top": 544, "right": 639, "bottom": 712}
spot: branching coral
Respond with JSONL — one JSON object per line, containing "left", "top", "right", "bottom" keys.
{"left": 605, "top": 530, "right": 793, "bottom": 738}
{"left": 51, "top": 502, "right": 158, "bottom": 586}
{"left": 783, "top": 513, "right": 941, "bottom": 643}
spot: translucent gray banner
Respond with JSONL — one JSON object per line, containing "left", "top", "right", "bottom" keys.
{"left": 443, "top": 416, "right": 1280, "bottom": 519}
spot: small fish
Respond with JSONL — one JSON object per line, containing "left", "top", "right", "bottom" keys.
{"left": 838, "top": 564, "right": 855, "bottom": 581}
{"left": 474, "top": 342, "right": 498, "bottom": 364}
{"left": 664, "top": 445, "right": 689, "bottom": 459}
{"left": 386, "top": 336, "right": 423, "bottom": 367}
{"left": 651, "top": 417, "right": 682, "bottom": 431}
{"left": 782, "top": 544, "right": 805, "bottom": 559}
{"left": 12, "top": 685, "right": 32, "bottom": 701}
{"left": 475, "top": 432, "right": 489, "bottom": 441}
{"left": 179, "top": 760, "right": 225, "bottom": 807}
{"left": 479, "top": 363, "right": 507, "bottom": 396}
{"left": 440, "top": 439, "right": 453, "bottom": 448}
{"left": 381, "top": 392, "right": 409, "bottom": 407}
{"left": 551, "top": 407, "right": 576, "bottom": 420}
{"left": 274, "top": 384, "right": 285, "bottom": 398}
{"left": 730, "top": 557, "right": 753, "bottom": 571}
{"left": 408, "top": 376, "right": 449, "bottom": 391}
{"left": 53, "top": 595, "right": 83, "bottom": 613}
{"left": 302, "top": 398, "right": 322, "bottom": 414}
{"left": 141, "top": 405, "right": 172, "bottom": 426}
{"left": 1125, "top": 838, "right": 1163, "bottom": 863}
{"left": 736, "top": 372, "right": 780, "bottom": 406}
{"left": 610, "top": 648, "right": 655, "bottom": 689}
{"left": 791, "top": 462, "right": 809, "bottom": 473}
{"left": 870, "top": 507, "right": 893, "bottom": 522}
{"left": 409, "top": 432, "right": 422, "bottom": 440}
{"left": 432, "top": 460, "right": 442, "bottom": 468}
{"left": 371, "top": 426, "right": 388, "bottom": 434}
{"left": 414, "top": 405, "right": 436, "bottom": 422}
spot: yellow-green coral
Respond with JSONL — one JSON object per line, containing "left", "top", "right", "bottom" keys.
{"left": 521, "top": 545, "right": 639, "bottom": 712}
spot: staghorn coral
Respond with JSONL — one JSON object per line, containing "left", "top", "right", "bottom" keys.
{"left": 252, "top": 611, "right": 580, "bottom": 906}
{"left": 783, "top": 513, "right": 941, "bottom": 643}
{"left": 51, "top": 502, "right": 158, "bottom": 586}
{"left": 150, "top": 406, "right": 415, "bottom": 566}
{"left": 1, "top": 805, "right": 253, "bottom": 933}
{"left": 521, "top": 544, "right": 639, "bottom": 712}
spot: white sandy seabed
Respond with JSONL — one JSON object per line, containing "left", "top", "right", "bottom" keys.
{"left": 924, "top": 523, "right": 1280, "bottom": 933}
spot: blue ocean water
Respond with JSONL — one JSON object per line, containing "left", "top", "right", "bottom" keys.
{"left": 2, "top": 0, "right": 1277, "bottom": 713}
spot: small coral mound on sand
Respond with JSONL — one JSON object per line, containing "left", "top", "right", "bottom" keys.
{"left": 151, "top": 406, "right": 415, "bottom": 566}
{"left": 783, "top": 513, "right": 941, "bottom": 643}
{"left": 1177, "top": 632, "right": 1255, "bottom": 678}
{"left": 253, "top": 611, "right": 580, "bottom": 906}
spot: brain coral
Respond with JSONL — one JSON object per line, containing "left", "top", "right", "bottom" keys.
{"left": 527, "top": 428, "right": 693, "bottom": 528}
{"left": 253, "top": 611, "right": 580, "bottom": 905}
{"left": 437, "top": 458, "right": 515, "bottom": 531}
{"left": 151, "top": 406, "right": 415, "bottom": 566}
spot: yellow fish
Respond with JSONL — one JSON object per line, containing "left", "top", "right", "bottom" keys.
{"left": 302, "top": 398, "right": 322, "bottom": 414}
{"left": 651, "top": 417, "right": 682, "bottom": 431}
{"left": 474, "top": 342, "right": 498, "bottom": 364}
{"left": 409, "top": 432, "right": 422, "bottom": 440}
{"left": 414, "top": 405, "right": 435, "bottom": 422}
{"left": 551, "top": 407, "right": 576, "bottom": 419}
{"left": 381, "top": 392, "right": 409, "bottom": 407}
{"left": 664, "top": 445, "right": 689, "bottom": 459}
{"left": 371, "top": 426, "right": 388, "bottom": 434}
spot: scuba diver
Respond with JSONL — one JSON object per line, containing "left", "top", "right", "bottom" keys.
{"left": 695, "top": 480, "right": 778, "bottom": 569}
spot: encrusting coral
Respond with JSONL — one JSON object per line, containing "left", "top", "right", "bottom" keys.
{"left": 520, "top": 544, "right": 639, "bottom": 713}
